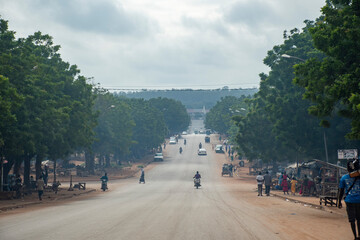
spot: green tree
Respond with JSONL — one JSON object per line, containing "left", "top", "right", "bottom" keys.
{"left": 205, "top": 96, "right": 247, "bottom": 134}
{"left": 0, "top": 18, "right": 97, "bottom": 184}
{"left": 294, "top": 1, "right": 360, "bottom": 139}
{"left": 125, "top": 98, "right": 167, "bottom": 158}
{"left": 148, "top": 97, "right": 190, "bottom": 135}
{"left": 92, "top": 92, "right": 134, "bottom": 168}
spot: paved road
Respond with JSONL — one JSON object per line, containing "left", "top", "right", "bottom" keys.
{"left": 0, "top": 134, "right": 281, "bottom": 240}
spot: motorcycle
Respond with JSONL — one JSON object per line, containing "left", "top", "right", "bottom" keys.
{"left": 179, "top": 147, "right": 183, "bottom": 154}
{"left": 199, "top": 143, "right": 202, "bottom": 149}
{"left": 101, "top": 179, "right": 108, "bottom": 191}
{"left": 194, "top": 178, "right": 201, "bottom": 189}
{"left": 184, "top": 139, "right": 186, "bottom": 145}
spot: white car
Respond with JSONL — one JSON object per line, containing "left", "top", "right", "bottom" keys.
{"left": 169, "top": 137, "right": 177, "bottom": 144}
{"left": 182, "top": 131, "right": 187, "bottom": 135}
{"left": 198, "top": 148, "right": 207, "bottom": 156}
{"left": 154, "top": 153, "right": 164, "bottom": 161}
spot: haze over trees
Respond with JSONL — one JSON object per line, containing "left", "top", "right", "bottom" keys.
{"left": 116, "top": 88, "right": 257, "bottom": 109}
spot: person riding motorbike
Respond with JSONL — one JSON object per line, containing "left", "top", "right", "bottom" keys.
{"left": 199, "top": 142, "right": 202, "bottom": 149}
{"left": 184, "top": 139, "right": 186, "bottom": 145}
{"left": 100, "top": 173, "right": 108, "bottom": 191}
{"left": 179, "top": 147, "right": 183, "bottom": 154}
{"left": 193, "top": 171, "right": 201, "bottom": 187}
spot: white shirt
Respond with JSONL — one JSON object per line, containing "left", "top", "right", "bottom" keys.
{"left": 256, "top": 175, "right": 264, "bottom": 185}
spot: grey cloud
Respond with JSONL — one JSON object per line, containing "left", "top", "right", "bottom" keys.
{"left": 224, "top": 0, "right": 281, "bottom": 28}
{"left": 27, "top": 0, "right": 155, "bottom": 36}
{"left": 182, "top": 16, "right": 229, "bottom": 36}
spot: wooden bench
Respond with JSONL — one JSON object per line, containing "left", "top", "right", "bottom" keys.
{"left": 0, "top": 191, "right": 15, "bottom": 200}
{"left": 319, "top": 195, "right": 338, "bottom": 207}
{"left": 74, "top": 182, "right": 86, "bottom": 190}
{"left": 79, "top": 182, "right": 86, "bottom": 190}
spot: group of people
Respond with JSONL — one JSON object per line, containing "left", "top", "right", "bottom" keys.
{"left": 256, "top": 171, "right": 272, "bottom": 196}
{"left": 257, "top": 171, "right": 307, "bottom": 197}
{"left": 6, "top": 166, "right": 48, "bottom": 201}
{"left": 254, "top": 161, "right": 360, "bottom": 240}
{"left": 277, "top": 173, "right": 298, "bottom": 196}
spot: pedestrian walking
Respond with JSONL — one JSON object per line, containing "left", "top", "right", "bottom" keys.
{"left": 36, "top": 176, "right": 45, "bottom": 201}
{"left": 281, "top": 174, "right": 289, "bottom": 195}
{"left": 15, "top": 174, "right": 22, "bottom": 199}
{"left": 290, "top": 177, "right": 298, "bottom": 195}
{"left": 139, "top": 168, "right": 145, "bottom": 184}
{"left": 338, "top": 159, "right": 360, "bottom": 240}
{"left": 263, "top": 171, "right": 272, "bottom": 196}
{"left": 256, "top": 172, "right": 264, "bottom": 196}
{"left": 229, "top": 164, "right": 234, "bottom": 177}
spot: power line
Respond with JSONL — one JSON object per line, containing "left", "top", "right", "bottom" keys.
{"left": 101, "top": 83, "right": 259, "bottom": 91}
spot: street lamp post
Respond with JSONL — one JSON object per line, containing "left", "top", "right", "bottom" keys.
{"left": 281, "top": 54, "right": 306, "bottom": 62}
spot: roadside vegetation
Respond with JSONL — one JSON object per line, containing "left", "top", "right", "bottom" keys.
{"left": 0, "top": 18, "right": 189, "bottom": 188}
{"left": 205, "top": 1, "right": 360, "bottom": 164}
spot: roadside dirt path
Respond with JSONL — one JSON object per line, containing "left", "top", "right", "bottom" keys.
{"left": 0, "top": 154, "right": 158, "bottom": 216}
{"left": 210, "top": 134, "right": 351, "bottom": 239}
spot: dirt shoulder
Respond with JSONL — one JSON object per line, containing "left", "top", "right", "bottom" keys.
{"left": 0, "top": 154, "right": 158, "bottom": 216}
{"left": 210, "top": 138, "right": 351, "bottom": 240}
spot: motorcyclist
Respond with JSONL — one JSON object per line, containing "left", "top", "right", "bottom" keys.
{"left": 193, "top": 171, "right": 201, "bottom": 186}
{"left": 194, "top": 171, "right": 201, "bottom": 179}
{"left": 184, "top": 139, "right": 186, "bottom": 145}
{"left": 179, "top": 147, "right": 183, "bottom": 154}
{"left": 199, "top": 142, "right": 202, "bottom": 149}
{"left": 100, "top": 173, "right": 108, "bottom": 190}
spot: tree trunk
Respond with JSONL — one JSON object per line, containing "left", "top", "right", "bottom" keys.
{"left": 3, "top": 158, "right": 14, "bottom": 183}
{"left": 53, "top": 159, "right": 57, "bottom": 183}
{"left": 105, "top": 154, "right": 110, "bottom": 168}
{"left": 14, "top": 157, "right": 22, "bottom": 176}
{"left": 35, "top": 154, "right": 44, "bottom": 180}
{"left": 23, "top": 154, "right": 31, "bottom": 189}
{"left": 85, "top": 150, "right": 95, "bottom": 175}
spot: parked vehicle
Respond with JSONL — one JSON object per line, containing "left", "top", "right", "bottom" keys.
{"left": 154, "top": 153, "right": 164, "bottom": 161}
{"left": 222, "top": 164, "right": 233, "bottom": 177}
{"left": 198, "top": 148, "right": 207, "bottom": 156}
{"left": 215, "top": 145, "right": 224, "bottom": 153}
{"left": 169, "top": 137, "right": 177, "bottom": 144}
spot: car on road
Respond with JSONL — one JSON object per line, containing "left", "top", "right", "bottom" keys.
{"left": 169, "top": 137, "right": 177, "bottom": 144}
{"left": 154, "top": 153, "right": 164, "bottom": 161}
{"left": 182, "top": 131, "right": 187, "bottom": 135}
{"left": 215, "top": 145, "right": 224, "bottom": 153}
{"left": 198, "top": 148, "right": 207, "bottom": 155}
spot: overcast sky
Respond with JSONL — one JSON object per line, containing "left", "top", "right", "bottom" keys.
{"left": 0, "top": 0, "right": 325, "bottom": 90}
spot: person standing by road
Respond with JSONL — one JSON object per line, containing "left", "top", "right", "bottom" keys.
{"left": 338, "top": 159, "right": 360, "bottom": 240}
{"left": 264, "top": 171, "right": 272, "bottom": 196}
{"left": 256, "top": 172, "right": 264, "bottom": 196}
{"left": 36, "top": 176, "right": 45, "bottom": 201}
{"left": 291, "top": 177, "right": 298, "bottom": 195}
{"left": 139, "top": 168, "right": 145, "bottom": 184}
{"left": 281, "top": 174, "right": 289, "bottom": 195}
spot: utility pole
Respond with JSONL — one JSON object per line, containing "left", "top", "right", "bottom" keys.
{"left": 324, "top": 131, "right": 329, "bottom": 162}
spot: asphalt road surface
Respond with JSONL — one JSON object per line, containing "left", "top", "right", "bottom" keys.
{"left": 0, "top": 134, "right": 352, "bottom": 240}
